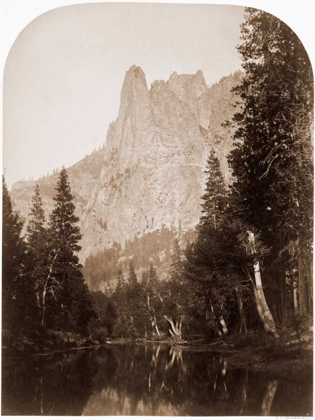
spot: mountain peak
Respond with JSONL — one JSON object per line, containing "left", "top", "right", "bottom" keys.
{"left": 11, "top": 70, "right": 241, "bottom": 264}
{"left": 167, "top": 70, "right": 207, "bottom": 102}
{"left": 127, "top": 65, "right": 145, "bottom": 76}
{"left": 124, "top": 65, "right": 147, "bottom": 85}
{"left": 119, "top": 65, "right": 149, "bottom": 110}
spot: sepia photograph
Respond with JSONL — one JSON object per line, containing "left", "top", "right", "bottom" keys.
{"left": 1, "top": 1, "right": 313, "bottom": 416}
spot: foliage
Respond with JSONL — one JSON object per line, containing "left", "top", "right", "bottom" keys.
{"left": 3, "top": 171, "right": 95, "bottom": 340}
{"left": 2, "top": 177, "right": 33, "bottom": 331}
{"left": 199, "top": 149, "right": 228, "bottom": 230}
{"left": 3, "top": 8, "right": 313, "bottom": 346}
{"left": 46, "top": 168, "right": 95, "bottom": 332}
{"left": 228, "top": 7, "right": 313, "bottom": 320}
{"left": 83, "top": 226, "right": 196, "bottom": 291}
{"left": 25, "top": 184, "right": 51, "bottom": 326}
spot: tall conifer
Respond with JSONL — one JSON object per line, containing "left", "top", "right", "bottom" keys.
{"left": 228, "top": 7, "right": 313, "bottom": 319}
{"left": 26, "top": 184, "right": 50, "bottom": 325}
{"left": 48, "top": 168, "right": 93, "bottom": 331}
{"left": 199, "top": 149, "right": 228, "bottom": 232}
{"left": 2, "top": 177, "right": 26, "bottom": 330}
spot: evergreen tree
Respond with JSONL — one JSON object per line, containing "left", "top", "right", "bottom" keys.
{"left": 26, "top": 184, "right": 50, "bottom": 326}
{"left": 199, "top": 149, "right": 228, "bottom": 231}
{"left": 183, "top": 152, "right": 245, "bottom": 337}
{"left": 141, "top": 269, "right": 149, "bottom": 287}
{"left": 2, "top": 177, "right": 27, "bottom": 330}
{"left": 170, "top": 239, "right": 184, "bottom": 283}
{"left": 148, "top": 262, "right": 158, "bottom": 288}
{"left": 228, "top": 7, "right": 313, "bottom": 319}
{"left": 115, "top": 269, "right": 126, "bottom": 293}
{"left": 48, "top": 168, "right": 93, "bottom": 331}
{"left": 126, "top": 260, "right": 148, "bottom": 336}
{"left": 128, "top": 259, "right": 138, "bottom": 285}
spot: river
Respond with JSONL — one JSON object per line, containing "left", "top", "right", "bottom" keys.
{"left": 2, "top": 343, "right": 312, "bottom": 416}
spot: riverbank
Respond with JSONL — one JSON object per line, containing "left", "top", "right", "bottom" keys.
{"left": 181, "top": 328, "right": 313, "bottom": 384}
{"left": 2, "top": 328, "right": 111, "bottom": 355}
{"left": 224, "top": 337, "right": 312, "bottom": 383}
{"left": 3, "top": 326, "right": 313, "bottom": 382}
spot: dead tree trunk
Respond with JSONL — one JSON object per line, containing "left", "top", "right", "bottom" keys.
{"left": 293, "top": 269, "right": 298, "bottom": 313}
{"left": 209, "top": 299, "right": 222, "bottom": 338}
{"left": 41, "top": 250, "right": 59, "bottom": 327}
{"left": 164, "top": 315, "right": 182, "bottom": 341}
{"left": 219, "top": 303, "right": 228, "bottom": 335}
{"left": 247, "top": 232, "right": 279, "bottom": 340}
{"left": 146, "top": 294, "right": 160, "bottom": 336}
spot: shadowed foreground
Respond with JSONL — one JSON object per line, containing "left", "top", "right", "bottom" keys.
{"left": 2, "top": 343, "right": 312, "bottom": 416}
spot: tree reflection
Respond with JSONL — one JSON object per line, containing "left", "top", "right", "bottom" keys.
{"left": 2, "top": 344, "right": 312, "bottom": 416}
{"left": 240, "top": 366, "right": 248, "bottom": 415}
{"left": 261, "top": 380, "right": 279, "bottom": 416}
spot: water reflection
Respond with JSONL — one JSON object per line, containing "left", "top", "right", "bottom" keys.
{"left": 2, "top": 343, "right": 312, "bottom": 416}
{"left": 261, "top": 380, "right": 279, "bottom": 416}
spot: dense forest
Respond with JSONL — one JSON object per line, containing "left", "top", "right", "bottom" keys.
{"left": 2, "top": 8, "right": 313, "bottom": 349}
{"left": 82, "top": 226, "right": 196, "bottom": 292}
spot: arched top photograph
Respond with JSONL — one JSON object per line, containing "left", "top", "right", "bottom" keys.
{"left": 2, "top": 2, "right": 313, "bottom": 417}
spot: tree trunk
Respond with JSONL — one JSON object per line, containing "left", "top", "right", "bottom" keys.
{"left": 209, "top": 299, "right": 223, "bottom": 338}
{"left": 299, "top": 253, "right": 307, "bottom": 314}
{"left": 308, "top": 260, "right": 313, "bottom": 316}
{"left": 293, "top": 272, "right": 298, "bottom": 313}
{"left": 247, "top": 232, "right": 279, "bottom": 339}
{"left": 153, "top": 317, "right": 160, "bottom": 336}
{"left": 218, "top": 302, "right": 228, "bottom": 334}
{"left": 41, "top": 286, "right": 47, "bottom": 327}
{"left": 236, "top": 288, "right": 247, "bottom": 334}
{"left": 41, "top": 250, "right": 60, "bottom": 327}
{"left": 298, "top": 247, "right": 313, "bottom": 316}
{"left": 164, "top": 315, "right": 182, "bottom": 340}
{"left": 219, "top": 316, "right": 228, "bottom": 334}
{"left": 251, "top": 264, "right": 279, "bottom": 339}
{"left": 147, "top": 294, "right": 160, "bottom": 336}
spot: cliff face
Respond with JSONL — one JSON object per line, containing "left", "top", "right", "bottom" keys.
{"left": 10, "top": 66, "right": 242, "bottom": 262}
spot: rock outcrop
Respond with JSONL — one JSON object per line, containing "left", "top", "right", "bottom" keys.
{"left": 10, "top": 66, "right": 242, "bottom": 262}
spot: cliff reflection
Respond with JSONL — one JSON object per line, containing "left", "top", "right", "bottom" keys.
{"left": 2, "top": 343, "right": 312, "bottom": 416}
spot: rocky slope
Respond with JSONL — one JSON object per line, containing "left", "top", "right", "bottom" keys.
{"left": 11, "top": 66, "right": 242, "bottom": 262}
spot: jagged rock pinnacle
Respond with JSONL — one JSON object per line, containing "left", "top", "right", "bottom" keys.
{"left": 11, "top": 69, "right": 242, "bottom": 263}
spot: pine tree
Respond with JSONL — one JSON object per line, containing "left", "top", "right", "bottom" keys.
{"left": 170, "top": 239, "right": 183, "bottom": 283}
{"left": 183, "top": 152, "right": 246, "bottom": 337}
{"left": 141, "top": 269, "right": 149, "bottom": 287}
{"left": 228, "top": 7, "right": 313, "bottom": 319}
{"left": 148, "top": 262, "right": 158, "bottom": 288}
{"left": 48, "top": 168, "right": 93, "bottom": 331}
{"left": 115, "top": 269, "right": 126, "bottom": 293}
{"left": 128, "top": 259, "right": 138, "bottom": 285}
{"left": 26, "top": 184, "right": 50, "bottom": 326}
{"left": 199, "top": 149, "right": 228, "bottom": 231}
{"left": 2, "top": 177, "right": 29, "bottom": 331}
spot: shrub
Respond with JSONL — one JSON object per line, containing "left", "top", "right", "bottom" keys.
{"left": 92, "top": 327, "right": 108, "bottom": 343}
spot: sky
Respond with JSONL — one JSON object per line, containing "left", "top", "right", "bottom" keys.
{"left": 3, "top": 3, "right": 246, "bottom": 188}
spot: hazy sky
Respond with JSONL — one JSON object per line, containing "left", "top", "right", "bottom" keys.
{"left": 4, "top": 3, "right": 245, "bottom": 188}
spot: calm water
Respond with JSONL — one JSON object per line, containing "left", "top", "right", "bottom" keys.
{"left": 2, "top": 343, "right": 312, "bottom": 416}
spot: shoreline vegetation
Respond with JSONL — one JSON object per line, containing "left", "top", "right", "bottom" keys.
{"left": 2, "top": 7, "right": 313, "bottom": 402}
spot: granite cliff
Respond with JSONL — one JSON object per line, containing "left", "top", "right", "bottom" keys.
{"left": 11, "top": 66, "right": 242, "bottom": 262}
